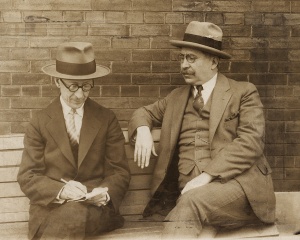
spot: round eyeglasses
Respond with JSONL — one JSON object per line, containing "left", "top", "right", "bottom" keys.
{"left": 59, "top": 79, "right": 94, "bottom": 92}
{"left": 178, "top": 53, "right": 199, "bottom": 64}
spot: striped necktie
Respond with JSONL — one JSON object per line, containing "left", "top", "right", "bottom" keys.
{"left": 66, "top": 108, "right": 79, "bottom": 147}
{"left": 193, "top": 85, "right": 204, "bottom": 113}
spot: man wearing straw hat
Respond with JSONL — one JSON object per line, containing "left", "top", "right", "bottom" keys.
{"left": 128, "top": 22, "right": 276, "bottom": 238}
{"left": 18, "top": 42, "right": 130, "bottom": 239}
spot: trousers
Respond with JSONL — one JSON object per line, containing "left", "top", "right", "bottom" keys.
{"left": 32, "top": 201, "right": 124, "bottom": 240}
{"left": 162, "top": 179, "right": 261, "bottom": 239}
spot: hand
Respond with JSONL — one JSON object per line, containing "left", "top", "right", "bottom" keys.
{"left": 86, "top": 187, "right": 109, "bottom": 207}
{"left": 181, "top": 172, "right": 214, "bottom": 195}
{"left": 60, "top": 180, "right": 87, "bottom": 200}
{"left": 134, "top": 126, "right": 158, "bottom": 169}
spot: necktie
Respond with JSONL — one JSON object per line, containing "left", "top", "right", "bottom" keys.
{"left": 193, "top": 85, "right": 204, "bottom": 113}
{"left": 66, "top": 108, "right": 79, "bottom": 147}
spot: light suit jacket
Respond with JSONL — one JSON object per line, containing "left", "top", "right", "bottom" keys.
{"left": 18, "top": 97, "right": 130, "bottom": 239}
{"left": 128, "top": 73, "right": 275, "bottom": 223}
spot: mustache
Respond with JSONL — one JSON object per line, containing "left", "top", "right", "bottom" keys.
{"left": 181, "top": 70, "right": 195, "bottom": 75}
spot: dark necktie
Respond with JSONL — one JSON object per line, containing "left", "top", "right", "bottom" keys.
{"left": 193, "top": 85, "right": 204, "bottom": 112}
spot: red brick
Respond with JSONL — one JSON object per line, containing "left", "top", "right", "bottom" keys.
{"left": 289, "top": 74, "right": 300, "bottom": 86}
{"left": 95, "top": 50, "right": 130, "bottom": 61}
{"left": 275, "top": 86, "right": 294, "bottom": 97}
{"left": 224, "top": 13, "right": 244, "bottom": 25}
{"left": 21, "top": 86, "right": 40, "bottom": 97}
{"left": 0, "top": 98, "right": 10, "bottom": 109}
{"left": 121, "top": 86, "right": 139, "bottom": 97}
{"left": 245, "top": 13, "right": 263, "bottom": 25}
{"left": 152, "top": 62, "right": 180, "bottom": 73}
{"left": 94, "top": 74, "right": 131, "bottom": 85}
{"left": 132, "top": 25, "right": 170, "bottom": 36}
{"left": 106, "top": 12, "right": 126, "bottom": 24}
{"left": 253, "top": 26, "right": 290, "bottom": 37}
{"left": 218, "top": 62, "right": 230, "bottom": 73}
{"left": 184, "top": 13, "right": 204, "bottom": 24}
{"left": 11, "top": 121, "right": 28, "bottom": 133}
{"left": 249, "top": 74, "right": 288, "bottom": 85}
{"left": 48, "top": 23, "right": 88, "bottom": 36}
{"left": 252, "top": 1, "right": 290, "bottom": 13}
{"left": 88, "top": 86, "right": 100, "bottom": 97}
{"left": 0, "top": 122, "right": 11, "bottom": 135}
{"left": 112, "top": 37, "right": 149, "bottom": 49}
{"left": 12, "top": 48, "right": 49, "bottom": 60}
{"left": 0, "top": 73, "right": 11, "bottom": 85}
{"left": 262, "top": 97, "right": 299, "bottom": 109}
{"left": 63, "top": 11, "right": 84, "bottom": 22}
{"left": 250, "top": 49, "right": 288, "bottom": 61}
{"left": 145, "top": 13, "right": 165, "bottom": 24}
{"left": 205, "top": 13, "right": 224, "bottom": 25}
{"left": 11, "top": 97, "right": 52, "bottom": 109}
{"left": 0, "top": 0, "right": 12, "bottom": 10}
{"left": 256, "top": 86, "right": 275, "bottom": 97}
{"left": 284, "top": 133, "right": 300, "bottom": 144}
{"left": 264, "top": 13, "right": 284, "bottom": 25}
{"left": 30, "top": 60, "right": 52, "bottom": 73}
{"left": 0, "top": 109, "right": 31, "bottom": 121}
{"left": 140, "top": 86, "right": 159, "bottom": 97}
{"left": 285, "top": 168, "right": 300, "bottom": 179}
{"left": 296, "top": 157, "right": 300, "bottom": 167}
{"left": 173, "top": 1, "right": 211, "bottom": 12}
{"left": 0, "top": 37, "right": 29, "bottom": 47}
{"left": 30, "top": 37, "right": 69, "bottom": 48}
{"left": 12, "top": 73, "right": 51, "bottom": 85}
{"left": 291, "top": 1, "right": 300, "bottom": 13}
{"left": 221, "top": 25, "right": 251, "bottom": 37}
{"left": 85, "top": 11, "right": 105, "bottom": 23}
{"left": 91, "top": 0, "right": 131, "bottom": 11}
{"left": 231, "top": 62, "right": 268, "bottom": 74}
{"left": 286, "top": 121, "right": 300, "bottom": 132}
{"left": 267, "top": 110, "right": 300, "bottom": 121}
{"left": 265, "top": 144, "right": 285, "bottom": 156}
{"left": 1, "top": 86, "right": 21, "bottom": 96}
{"left": 132, "top": 50, "right": 170, "bottom": 61}
{"left": 270, "top": 62, "right": 300, "bottom": 73}
{"left": 14, "top": 0, "right": 91, "bottom": 10}
{"left": 132, "top": 0, "right": 172, "bottom": 11}
{"left": 270, "top": 168, "right": 284, "bottom": 180}
{"left": 113, "top": 62, "right": 151, "bottom": 73}
{"left": 101, "top": 86, "right": 120, "bottom": 97}
{"left": 90, "top": 24, "right": 129, "bottom": 36}
{"left": 171, "top": 73, "right": 185, "bottom": 85}
{"left": 265, "top": 121, "right": 285, "bottom": 144}
{"left": 151, "top": 37, "right": 175, "bottom": 49}
{"left": 2, "top": 11, "right": 22, "bottom": 22}
{"left": 0, "top": 61, "right": 29, "bottom": 73}
{"left": 132, "top": 74, "right": 170, "bottom": 85}
{"left": 171, "top": 24, "right": 187, "bottom": 39}
{"left": 126, "top": 12, "right": 143, "bottom": 23}
{"left": 41, "top": 85, "right": 60, "bottom": 97}
{"left": 231, "top": 37, "right": 269, "bottom": 49}
{"left": 273, "top": 180, "right": 300, "bottom": 191}
{"left": 288, "top": 50, "right": 300, "bottom": 61}
{"left": 166, "top": 13, "right": 184, "bottom": 24}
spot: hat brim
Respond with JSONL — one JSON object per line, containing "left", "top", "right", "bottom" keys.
{"left": 42, "top": 63, "right": 110, "bottom": 80}
{"left": 170, "top": 40, "right": 231, "bottom": 59}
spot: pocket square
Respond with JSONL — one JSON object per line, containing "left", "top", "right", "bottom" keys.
{"left": 225, "top": 111, "right": 239, "bottom": 122}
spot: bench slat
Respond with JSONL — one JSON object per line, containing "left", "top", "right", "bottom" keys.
{"left": 0, "top": 167, "right": 19, "bottom": 182}
{"left": 0, "top": 135, "right": 24, "bottom": 150}
{"left": 0, "top": 150, "right": 23, "bottom": 167}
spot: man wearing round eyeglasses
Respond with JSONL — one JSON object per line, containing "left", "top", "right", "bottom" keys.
{"left": 128, "top": 22, "right": 276, "bottom": 238}
{"left": 17, "top": 42, "right": 130, "bottom": 240}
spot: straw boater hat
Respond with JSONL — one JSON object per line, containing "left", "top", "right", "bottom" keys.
{"left": 42, "top": 42, "right": 110, "bottom": 79}
{"left": 170, "top": 21, "right": 231, "bottom": 59}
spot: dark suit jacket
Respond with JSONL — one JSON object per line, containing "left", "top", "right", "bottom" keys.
{"left": 128, "top": 73, "right": 275, "bottom": 223}
{"left": 18, "top": 97, "right": 130, "bottom": 239}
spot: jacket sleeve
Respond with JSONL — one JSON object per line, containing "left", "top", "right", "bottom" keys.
{"left": 17, "top": 115, "right": 65, "bottom": 206}
{"left": 204, "top": 83, "right": 266, "bottom": 183}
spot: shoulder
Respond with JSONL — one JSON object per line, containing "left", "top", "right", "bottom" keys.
{"left": 85, "top": 98, "right": 116, "bottom": 119}
{"left": 227, "top": 77, "right": 258, "bottom": 94}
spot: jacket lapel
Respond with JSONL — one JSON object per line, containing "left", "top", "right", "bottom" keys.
{"left": 170, "top": 86, "right": 191, "bottom": 147}
{"left": 77, "top": 99, "right": 102, "bottom": 167}
{"left": 46, "top": 98, "right": 76, "bottom": 168}
{"left": 209, "top": 73, "right": 232, "bottom": 142}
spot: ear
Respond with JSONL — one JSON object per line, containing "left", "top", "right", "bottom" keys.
{"left": 211, "top": 56, "right": 219, "bottom": 70}
{"left": 54, "top": 78, "right": 60, "bottom": 88}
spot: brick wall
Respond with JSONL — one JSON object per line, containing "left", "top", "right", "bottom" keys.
{"left": 0, "top": 0, "right": 299, "bottom": 191}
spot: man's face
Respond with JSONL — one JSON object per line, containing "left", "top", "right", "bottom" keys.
{"left": 55, "top": 78, "right": 93, "bottom": 109}
{"left": 180, "top": 47, "right": 217, "bottom": 85}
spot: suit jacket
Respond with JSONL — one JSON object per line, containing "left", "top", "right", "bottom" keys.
{"left": 128, "top": 73, "right": 275, "bottom": 223}
{"left": 18, "top": 97, "right": 130, "bottom": 239}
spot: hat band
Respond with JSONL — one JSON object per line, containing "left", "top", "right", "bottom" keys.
{"left": 183, "top": 33, "right": 222, "bottom": 50}
{"left": 56, "top": 60, "right": 96, "bottom": 76}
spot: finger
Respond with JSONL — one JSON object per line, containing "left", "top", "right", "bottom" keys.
{"left": 134, "top": 145, "right": 138, "bottom": 163}
{"left": 141, "top": 148, "right": 147, "bottom": 169}
{"left": 145, "top": 149, "right": 151, "bottom": 168}
{"left": 137, "top": 147, "right": 142, "bottom": 167}
{"left": 68, "top": 181, "right": 87, "bottom": 195}
{"left": 151, "top": 145, "right": 158, "bottom": 157}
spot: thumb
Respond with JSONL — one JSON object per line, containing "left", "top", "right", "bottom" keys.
{"left": 152, "top": 145, "right": 158, "bottom": 156}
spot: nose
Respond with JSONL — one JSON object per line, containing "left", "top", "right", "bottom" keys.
{"left": 181, "top": 57, "right": 190, "bottom": 69}
{"left": 74, "top": 87, "right": 84, "bottom": 99}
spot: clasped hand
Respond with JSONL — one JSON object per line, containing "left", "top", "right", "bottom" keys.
{"left": 181, "top": 172, "right": 214, "bottom": 194}
{"left": 60, "top": 180, "right": 108, "bottom": 207}
{"left": 134, "top": 126, "right": 158, "bottom": 168}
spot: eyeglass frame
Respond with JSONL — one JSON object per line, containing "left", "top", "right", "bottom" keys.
{"left": 59, "top": 78, "right": 94, "bottom": 92}
{"left": 178, "top": 53, "right": 199, "bottom": 64}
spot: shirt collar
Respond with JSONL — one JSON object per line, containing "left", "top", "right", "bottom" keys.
{"left": 60, "top": 96, "right": 84, "bottom": 117}
{"left": 193, "top": 73, "right": 218, "bottom": 96}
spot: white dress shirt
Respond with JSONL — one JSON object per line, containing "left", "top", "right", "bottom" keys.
{"left": 193, "top": 73, "right": 218, "bottom": 104}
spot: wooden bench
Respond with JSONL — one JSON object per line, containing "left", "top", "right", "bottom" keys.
{"left": 0, "top": 131, "right": 299, "bottom": 239}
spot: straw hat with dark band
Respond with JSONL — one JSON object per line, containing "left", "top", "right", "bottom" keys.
{"left": 42, "top": 42, "right": 110, "bottom": 79}
{"left": 170, "top": 21, "right": 232, "bottom": 59}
